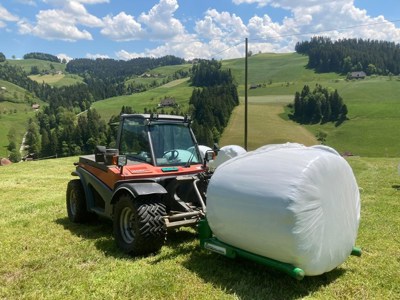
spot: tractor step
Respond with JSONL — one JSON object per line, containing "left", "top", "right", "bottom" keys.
{"left": 164, "top": 211, "right": 202, "bottom": 229}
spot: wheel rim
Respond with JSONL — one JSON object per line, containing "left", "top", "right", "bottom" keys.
{"left": 70, "top": 190, "right": 77, "bottom": 216}
{"left": 120, "top": 207, "right": 135, "bottom": 244}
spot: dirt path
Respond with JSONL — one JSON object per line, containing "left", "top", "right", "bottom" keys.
{"left": 20, "top": 132, "right": 27, "bottom": 156}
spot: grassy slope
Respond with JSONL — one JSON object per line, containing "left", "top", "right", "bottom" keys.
{"left": 2, "top": 53, "right": 400, "bottom": 157}
{"left": 5, "top": 59, "right": 66, "bottom": 74}
{"left": 0, "top": 59, "right": 82, "bottom": 154}
{"left": 0, "top": 80, "right": 41, "bottom": 155}
{"left": 0, "top": 156, "right": 399, "bottom": 299}
{"left": 91, "top": 79, "right": 194, "bottom": 121}
{"left": 221, "top": 53, "right": 400, "bottom": 155}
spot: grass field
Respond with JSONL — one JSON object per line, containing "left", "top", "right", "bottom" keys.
{"left": 91, "top": 78, "right": 194, "bottom": 121}
{"left": 220, "top": 97, "right": 317, "bottom": 149}
{"left": 3, "top": 59, "right": 66, "bottom": 74}
{"left": 29, "top": 73, "right": 84, "bottom": 87}
{"left": 0, "top": 156, "right": 399, "bottom": 299}
{"left": 3, "top": 53, "right": 400, "bottom": 158}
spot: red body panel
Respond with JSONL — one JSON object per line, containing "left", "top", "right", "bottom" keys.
{"left": 79, "top": 161, "right": 205, "bottom": 190}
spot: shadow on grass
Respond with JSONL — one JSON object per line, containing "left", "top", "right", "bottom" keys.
{"left": 55, "top": 217, "right": 120, "bottom": 256}
{"left": 55, "top": 217, "right": 346, "bottom": 298}
{"left": 182, "top": 248, "right": 347, "bottom": 299}
{"left": 392, "top": 185, "right": 400, "bottom": 190}
{"left": 55, "top": 217, "right": 199, "bottom": 259}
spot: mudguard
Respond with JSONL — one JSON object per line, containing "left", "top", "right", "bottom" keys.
{"left": 112, "top": 182, "right": 168, "bottom": 200}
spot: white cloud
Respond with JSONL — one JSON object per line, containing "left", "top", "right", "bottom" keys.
{"left": 15, "top": 0, "right": 37, "bottom": 6}
{"left": 101, "top": 12, "right": 143, "bottom": 41}
{"left": 18, "top": 10, "right": 93, "bottom": 41}
{"left": 18, "top": 0, "right": 103, "bottom": 41}
{"left": 138, "top": 0, "right": 185, "bottom": 39}
{"left": 116, "top": 33, "right": 223, "bottom": 61}
{"left": 101, "top": 0, "right": 187, "bottom": 43}
{"left": 232, "top": 0, "right": 271, "bottom": 7}
{"left": 86, "top": 53, "right": 110, "bottom": 59}
{"left": 0, "top": 5, "right": 19, "bottom": 25}
{"left": 57, "top": 53, "right": 73, "bottom": 62}
{"left": 228, "top": 0, "right": 400, "bottom": 57}
{"left": 196, "top": 9, "right": 248, "bottom": 42}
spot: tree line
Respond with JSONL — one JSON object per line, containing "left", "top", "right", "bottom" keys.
{"left": 189, "top": 60, "right": 239, "bottom": 145}
{"left": 290, "top": 84, "right": 348, "bottom": 125}
{"left": 295, "top": 37, "right": 400, "bottom": 75}
{"left": 66, "top": 55, "right": 185, "bottom": 81}
{"left": 23, "top": 52, "right": 61, "bottom": 63}
{"left": 1, "top": 53, "right": 238, "bottom": 160}
{"left": 24, "top": 59, "right": 238, "bottom": 159}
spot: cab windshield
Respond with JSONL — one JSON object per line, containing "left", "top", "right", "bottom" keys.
{"left": 119, "top": 117, "right": 201, "bottom": 167}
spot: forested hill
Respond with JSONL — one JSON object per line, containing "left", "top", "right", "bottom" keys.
{"left": 0, "top": 54, "right": 188, "bottom": 112}
{"left": 295, "top": 37, "right": 400, "bottom": 75}
{"left": 66, "top": 55, "right": 186, "bottom": 80}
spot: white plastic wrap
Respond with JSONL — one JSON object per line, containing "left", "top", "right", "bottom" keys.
{"left": 208, "top": 145, "right": 246, "bottom": 171}
{"left": 207, "top": 143, "right": 360, "bottom": 276}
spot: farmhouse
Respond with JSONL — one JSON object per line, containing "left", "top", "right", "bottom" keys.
{"left": 32, "top": 103, "right": 40, "bottom": 110}
{"left": 349, "top": 71, "right": 366, "bottom": 79}
{"left": 158, "top": 97, "right": 177, "bottom": 108}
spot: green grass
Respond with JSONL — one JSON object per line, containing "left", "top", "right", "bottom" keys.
{"left": 3, "top": 52, "right": 400, "bottom": 158}
{"left": 218, "top": 53, "right": 400, "bottom": 157}
{"left": 91, "top": 78, "right": 193, "bottom": 121}
{"left": 220, "top": 98, "right": 317, "bottom": 149}
{"left": 0, "top": 79, "right": 41, "bottom": 155}
{"left": 0, "top": 156, "right": 399, "bottom": 299}
{"left": 29, "top": 73, "right": 84, "bottom": 87}
{"left": 0, "top": 80, "right": 37, "bottom": 103}
{"left": 3, "top": 59, "right": 66, "bottom": 74}
{"left": 124, "top": 64, "right": 191, "bottom": 89}
{"left": 223, "top": 53, "right": 341, "bottom": 95}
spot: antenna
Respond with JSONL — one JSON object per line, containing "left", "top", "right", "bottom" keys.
{"left": 244, "top": 37, "right": 248, "bottom": 150}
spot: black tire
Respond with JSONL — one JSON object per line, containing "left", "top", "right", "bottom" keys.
{"left": 66, "top": 179, "right": 91, "bottom": 223}
{"left": 113, "top": 193, "right": 167, "bottom": 256}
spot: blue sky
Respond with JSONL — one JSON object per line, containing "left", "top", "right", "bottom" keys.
{"left": 0, "top": 0, "right": 399, "bottom": 61}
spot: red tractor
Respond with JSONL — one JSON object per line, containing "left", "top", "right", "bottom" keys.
{"left": 66, "top": 114, "right": 212, "bottom": 255}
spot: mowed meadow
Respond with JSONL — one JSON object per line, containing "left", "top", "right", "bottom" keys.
{"left": 0, "top": 156, "right": 399, "bottom": 299}
{"left": 1, "top": 53, "right": 400, "bottom": 298}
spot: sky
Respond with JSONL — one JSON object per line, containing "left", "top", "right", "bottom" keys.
{"left": 0, "top": 0, "right": 399, "bottom": 61}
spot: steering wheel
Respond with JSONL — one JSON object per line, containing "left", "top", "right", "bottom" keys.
{"left": 163, "top": 149, "right": 179, "bottom": 161}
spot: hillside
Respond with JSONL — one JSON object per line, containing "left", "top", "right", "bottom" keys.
{"left": 2, "top": 52, "right": 400, "bottom": 158}
{"left": 3, "top": 59, "right": 84, "bottom": 87}
{"left": 0, "top": 79, "right": 42, "bottom": 155}
{"left": 220, "top": 53, "right": 400, "bottom": 156}
{"left": 0, "top": 156, "right": 399, "bottom": 298}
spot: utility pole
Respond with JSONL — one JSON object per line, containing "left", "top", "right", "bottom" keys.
{"left": 244, "top": 38, "right": 248, "bottom": 150}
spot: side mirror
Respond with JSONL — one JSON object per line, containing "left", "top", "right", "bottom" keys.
{"left": 204, "top": 150, "right": 215, "bottom": 162}
{"left": 117, "top": 155, "right": 127, "bottom": 175}
{"left": 117, "top": 155, "right": 127, "bottom": 168}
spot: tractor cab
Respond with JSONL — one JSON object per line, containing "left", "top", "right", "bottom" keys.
{"left": 117, "top": 114, "right": 202, "bottom": 167}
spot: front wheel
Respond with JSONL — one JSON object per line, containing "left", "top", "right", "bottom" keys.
{"left": 113, "top": 194, "right": 167, "bottom": 256}
{"left": 66, "top": 179, "right": 92, "bottom": 223}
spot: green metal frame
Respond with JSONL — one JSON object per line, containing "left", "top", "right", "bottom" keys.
{"left": 198, "top": 218, "right": 361, "bottom": 280}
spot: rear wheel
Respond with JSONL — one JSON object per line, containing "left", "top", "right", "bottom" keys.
{"left": 66, "top": 179, "right": 92, "bottom": 223}
{"left": 113, "top": 194, "right": 167, "bottom": 255}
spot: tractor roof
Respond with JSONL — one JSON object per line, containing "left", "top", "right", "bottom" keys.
{"left": 120, "top": 113, "right": 190, "bottom": 124}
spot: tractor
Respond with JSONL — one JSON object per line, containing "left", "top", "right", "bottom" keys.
{"left": 66, "top": 113, "right": 361, "bottom": 280}
{"left": 66, "top": 114, "right": 212, "bottom": 256}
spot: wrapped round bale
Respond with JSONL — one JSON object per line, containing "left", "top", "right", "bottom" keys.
{"left": 208, "top": 145, "right": 247, "bottom": 171}
{"left": 207, "top": 143, "right": 360, "bottom": 276}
